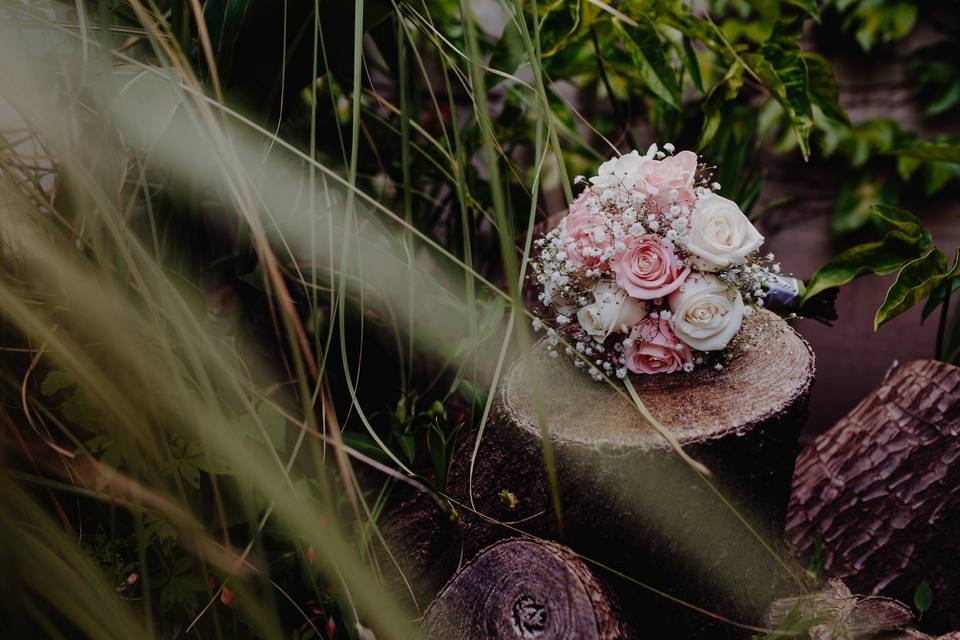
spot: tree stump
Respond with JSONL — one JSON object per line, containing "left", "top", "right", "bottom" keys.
{"left": 786, "top": 359, "right": 960, "bottom": 624}
{"left": 387, "top": 309, "right": 815, "bottom": 637}
{"left": 421, "top": 539, "right": 624, "bottom": 640}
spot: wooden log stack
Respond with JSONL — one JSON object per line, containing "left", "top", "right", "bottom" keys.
{"left": 387, "top": 309, "right": 815, "bottom": 638}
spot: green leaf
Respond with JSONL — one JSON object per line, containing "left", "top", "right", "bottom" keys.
{"left": 831, "top": 176, "right": 894, "bottom": 235}
{"left": 890, "top": 141, "right": 960, "bottom": 164}
{"left": 908, "top": 42, "right": 960, "bottom": 116}
{"left": 612, "top": 19, "right": 682, "bottom": 109}
{"left": 803, "top": 240, "right": 926, "bottom": 302}
{"left": 842, "top": 0, "right": 917, "bottom": 52}
{"left": 913, "top": 580, "right": 933, "bottom": 616}
{"left": 178, "top": 459, "right": 201, "bottom": 489}
{"left": 871, "top": 204, "right": 931, "bottom": 248}
{"left": 804, "top": 204, "right": 933, "bottom": 303}
{"left": 538, "top": 0, "right": 585, "bottom": 58}
{"left": 784, "top": 0, "right": 821, "bottom": 22}
{"left": 237, "top": 402, "right": 287, "bottom": 455}
{"left": 488, "top": 14, "right": 524, "bottom": 82}
{"left": 61, "top": 392, "right": 104, "bottom": 431}
{"left": 41, "top": 370, "right": 75, "bottom": 396}
{"left": 875, "top": 249, "right": 952, "bottom": 330}
{"left": 457, "top": 378, "right": 486, "bottom": 408}
{"left": 680, "top": 34, "right": 703, "bottom": 92}
{"left": 803, "top": 52, "right": 849, "bottom": 125}
{"left": 341, "top": 431, "right": 391, "bottom": 464}
{"left": 744, "top": 45, "right": 812, "bottom": 159}
{"left": 397, "top": 433, "right": 416, "bottom": 463}
{"left": 699, "top": 64, "right": 744, "bottom": 149}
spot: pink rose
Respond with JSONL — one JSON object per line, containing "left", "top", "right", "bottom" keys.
{"left": 623, "top": 317, "right": 692, "bottom": 375}
{"left": 612, "top": 235, "right": 689, "bottom": 299}
{"left": 637, "top": 150, "right": 698, "bottom": 213}
{"left": 561, "top": 193, "right": 610, "bottom": 272}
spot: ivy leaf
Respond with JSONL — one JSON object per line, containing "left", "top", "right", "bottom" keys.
{"left": 803, "top": 52, "right": 849, "bottom": 125}
{"left": 612, "top": 18, "right": 682, "bottom": 109}
{"left": 889, "top": 141, "right": 960, "bottom": 164}
{"left": 875, "top": 249, "right": 956, "bottom": 330}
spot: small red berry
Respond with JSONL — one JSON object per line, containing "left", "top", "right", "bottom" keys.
{"left": 220, "top": 587, "right": 234, "bottom": 607}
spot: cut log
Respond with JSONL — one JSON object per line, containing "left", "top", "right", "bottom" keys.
{"left": 786, "top": 359, "right": 960, "bottom": 620}
{"left": 421, "top": 539, "right": 624, "bottom": 640}
{"left": 386, "top": 309, "right": 815, "bottom": 637}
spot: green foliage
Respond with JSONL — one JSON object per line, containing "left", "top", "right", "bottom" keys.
{"left": 812, "top": 120, "right": 960, "bottom": 233}
{"left": 892, "top": 141, "right": 960, "bottom": 164}
{"left": 828, "top": 0, "right": 918, "bottom": 51}
{"left": 749, "top": 18, "right": 814, "bottom": 159}
{"left": 611, "top": 17, "right": 682, "bottom": 110}
{"left": 913, "top": 580, "right": 933, "bottom": 618}
{"left": 803, "top": 204, "right": 960, "bottom": 362}
{"left": 909, "top": 41, "right": 960, "bottom": 116}
{"left": 802, "top": 205, "right": 931, "bottom": 302}
{"left": 875, "top": 249, "right": 959, "bottom": 330}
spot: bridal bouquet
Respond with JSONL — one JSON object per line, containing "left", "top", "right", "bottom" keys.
{"left": 531, "top": 144, "right": 786, "bottom": 381}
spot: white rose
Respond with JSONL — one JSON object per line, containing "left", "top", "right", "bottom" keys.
{"left": 577, "top": 282, "right": 648, "bottom": 338}
{"left": 589, "top": 150, "right": 647, "bottom": 190}
{"left": 686, "top": 193, "right": 764, "bottom": 272}
{"left": 668, "top": 274, "right": 744, "bottom": 351}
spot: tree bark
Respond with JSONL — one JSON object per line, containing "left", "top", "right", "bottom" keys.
{"left": 786, "top": 359, "right": 960, "bottom": 622}
{"left": 387, "top": 309, "right": 815, "bottom": 638}
{"left": 421, "top": 539, "right": 624, "bottom": 640}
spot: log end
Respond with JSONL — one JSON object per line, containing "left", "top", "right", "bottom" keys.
{"left": 421, "top": 539, "right": 624, "bottom": 640}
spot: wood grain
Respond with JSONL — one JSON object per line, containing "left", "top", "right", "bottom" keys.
{"left": 421, "top": 539, "right": 624, "bottom": 640}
